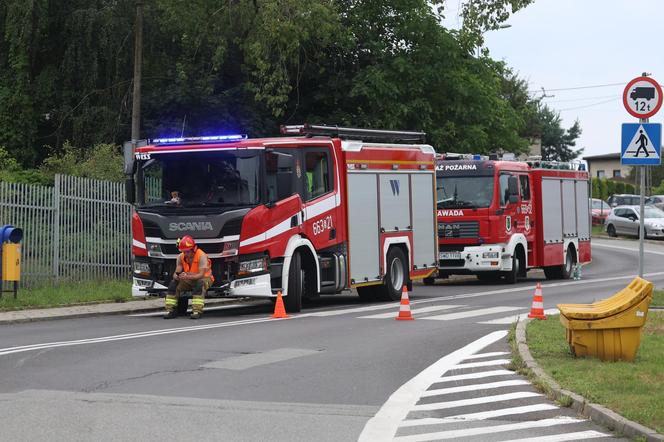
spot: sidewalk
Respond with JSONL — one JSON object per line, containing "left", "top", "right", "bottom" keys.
{"left": 0, "top": 297, "right": 241, "bottom": 325}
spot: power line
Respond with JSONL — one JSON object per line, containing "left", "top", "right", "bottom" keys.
{"left": 543, "top": 94, "right": 620, "bottom": 103}
{"left": 528, "top": 82, "right": 625, "bottom": 94}
{"left": 558, "top": 96, "right": 620, "bottom": 112}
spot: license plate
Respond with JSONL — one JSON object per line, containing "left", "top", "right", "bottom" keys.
{"left": 440, "top": 251, "right": 462, "bottom": 260}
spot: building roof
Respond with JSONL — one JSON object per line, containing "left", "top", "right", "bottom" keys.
{"left": 582, "top": 153, "right": 621, "bottom": 161}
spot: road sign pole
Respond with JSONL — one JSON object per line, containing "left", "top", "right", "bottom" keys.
{"left": 639, "top": 164, "right": 645, "bottom": 277}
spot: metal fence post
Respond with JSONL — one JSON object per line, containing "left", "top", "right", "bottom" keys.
{"left": 53, "top": 174, "right": 61, "bottom": 281}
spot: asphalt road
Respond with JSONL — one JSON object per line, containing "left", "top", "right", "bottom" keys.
{"left": 0, "top": 238, "right": 662, "bottom": 441}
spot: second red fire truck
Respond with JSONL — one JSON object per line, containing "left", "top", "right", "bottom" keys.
{"left": 124, "top": 125, "right": 438, "bottom": 312}
{"left": 429, "top": 154, "right": 591, "bottom": 284}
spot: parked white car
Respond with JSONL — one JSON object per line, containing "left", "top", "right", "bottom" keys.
{"left": 605, "top": 205, "right": 664, "bottom": 239}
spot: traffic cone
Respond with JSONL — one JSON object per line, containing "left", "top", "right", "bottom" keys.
{"left": 527, "top": 282, "right": 547, "bottom": 320}
{"left": 395, "top": 286, "right": 414, "bottom": 321}
{"left": 272, "top": 290, "right": 289, "bottom": 319}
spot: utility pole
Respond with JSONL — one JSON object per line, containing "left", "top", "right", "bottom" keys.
{"left": 131, "top": 1, "right": 144, "bottom": 142}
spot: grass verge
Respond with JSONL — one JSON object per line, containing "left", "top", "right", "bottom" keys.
{"left": 527, "top": 313, "right": 664, "bottom": 434}
{"left": 653, "top": 290, "right": 664, "bottom": 308}
{"left": 0, "top": 280, "right": 132, "bottom": 311}
{"left": 591, "top": 224, "right": 606, "bottom": 237}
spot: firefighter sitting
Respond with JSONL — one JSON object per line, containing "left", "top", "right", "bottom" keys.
{"left": 164, "top": 235, "right": 214, "bottom": 319}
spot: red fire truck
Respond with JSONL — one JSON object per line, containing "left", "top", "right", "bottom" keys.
{"left": 124, "top": 125, "right": 438, "bottom": 313}
{"left": 429, "top": 154, "right": 591, "bottom": 284}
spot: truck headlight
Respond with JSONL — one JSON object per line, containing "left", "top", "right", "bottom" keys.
{"left": 482, "top": 252, "right": 500, "bottom": 259}
{"left": 133, "top": 261, "right": 151, "bottom": 275}
{"left": 238, "top": 256, "right": 268, "bottom": 276}
{"left": 147, "top": 243, "right": 162, "bottom": 257}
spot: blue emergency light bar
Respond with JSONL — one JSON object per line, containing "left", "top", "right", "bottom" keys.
{"left": 151, "top": 134, "right": 247, "bottom": 144}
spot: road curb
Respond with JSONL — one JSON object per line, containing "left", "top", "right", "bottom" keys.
{"left": 0, "top": 298, "right": 243, "bottom": 325}
{"left": 515, "top": 318, "right": 664, "bottom": 441}
{"left": 594, "top": 234, "right": 663, "bottom": 246}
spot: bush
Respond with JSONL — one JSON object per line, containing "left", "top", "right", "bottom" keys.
{"left": 599, "top": 179, "right": 608, "bottom": 200}
{"left": 606, "top": 179, "right": 616, "bottom": 197}
{"left": 591, "top": 179, "right": 600, "bottom": 199}
{"left": 40, "top": 142, "right": 124, "bottom": 183}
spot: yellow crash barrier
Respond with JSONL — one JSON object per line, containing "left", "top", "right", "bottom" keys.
{"left": 557, "top": 277, "right": 653, "bottom": 362}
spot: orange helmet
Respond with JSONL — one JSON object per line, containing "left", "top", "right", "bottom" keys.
{"left": 177, "top": 235, "right": 197, "bottom": 252}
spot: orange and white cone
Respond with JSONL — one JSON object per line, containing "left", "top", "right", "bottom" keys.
{"left": 527, "top": 282, "right": 547, "bottom": 320}
{"left": 271, "top": 290, "right": 289, "bottom": 319}
{"left": 395, "top": 286, "right": 414, "bottom": 321}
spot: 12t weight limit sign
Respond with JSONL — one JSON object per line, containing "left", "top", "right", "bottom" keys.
{"left": 623, "top": 76, "right": 662, "bottom": 119}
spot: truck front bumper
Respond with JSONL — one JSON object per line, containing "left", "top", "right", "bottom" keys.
{"left": 437, "top": 244, "right": 512, "bottom": 273}
{"left": 131, "top": 274, "right": 273, "bottom": 298}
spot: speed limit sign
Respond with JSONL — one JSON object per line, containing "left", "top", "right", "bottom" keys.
{"left": 623, "top": 76, "right": 662, "bottom": 119}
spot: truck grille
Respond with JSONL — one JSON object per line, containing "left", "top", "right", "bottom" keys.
{"left": 438, "top": 221, "right": 479, "bottom": 239}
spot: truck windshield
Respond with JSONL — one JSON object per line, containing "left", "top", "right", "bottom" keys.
{"left": 437, "top": 176, "right": 494, "bottom": 209}
{"left": 136, "top": 150, "right": 260, "bottom": 208}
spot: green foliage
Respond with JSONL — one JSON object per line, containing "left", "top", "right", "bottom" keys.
{"left": 591, "top": 178, "right": 600, "bottom": 199}
{"left": 0, "top": 0, "right": 543, "bottom": 165}
{"left": 615, "top": 181, "right": 625, "bottom": 194}
{"left": 537, "top": 105, "right": 583, "bottom": 161}
{"left": 40, "top": 142, "right": 124, "bottom": 182}
{"left": 599, "top": 179, "right": 608, "bottom": 201}
{"left": 606, "top": 179, "right": 615, "bottom": 198}
{"left": 653, "top": 180, "right": 664, "bottom": 195}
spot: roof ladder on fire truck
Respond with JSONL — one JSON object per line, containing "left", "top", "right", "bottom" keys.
{"left": 280, "top": 124, "right": 426, "bottom": 143}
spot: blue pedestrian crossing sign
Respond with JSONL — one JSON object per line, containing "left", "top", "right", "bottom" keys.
{"left": 621, "top": 123, "right": 661, "bottom": 165}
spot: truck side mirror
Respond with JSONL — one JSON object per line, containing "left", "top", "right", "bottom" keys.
{"left": 125, "top": 177, "right": 136, "bottom": 204}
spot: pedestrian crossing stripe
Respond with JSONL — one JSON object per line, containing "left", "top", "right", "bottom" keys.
{"left": 621, "top": 123, "right": 662, "bottom": 165}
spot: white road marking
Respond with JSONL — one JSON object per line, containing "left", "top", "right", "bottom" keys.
{"left": 452, "top": 359, "right": 511, "bottom": 369}
{"left": 421, "top": 380, "right": 530, "bottom": 397}
{"left": 478, "top": 309, "right": 560, "bottom": 325}
{"left": 424, "top": 306, "right": 522, "bottom": 321}
{"left": 358, "top": 330, "right": 508, "bottom": 442}
{"left": 0, "top": 316, "right": 285, "bottom": 357}
{"left": 296, "top": 271, "right": 664, "bottom": 319}
{"left": 393, "top": 417, "right": 583, "bottom": 441}
{"left": 433, "top": 369, "right": 515, "bottom": 383}
{"left": 358, "top": 305, "right": 464, "bottom": 319}
{"left": 202, "top": 348, "right": 321, "bottom": 370}
{"left": 500, "top": 430, "right": 608, "bottom": 442}
{"left": 412, "top": 391, "right": 541, "bottom": 411}
{"left": 399, "top": 404, "right": 559, "bottom": 426}
{"left": 463, "top": 351, "right": 510, "bottom": 359}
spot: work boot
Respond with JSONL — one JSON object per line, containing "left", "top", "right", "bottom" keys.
{"left": 190, "top": 311, "right": 201, "bottom": 320}
{"left": 163, "top": 310, "right": 177, "bottom": 319}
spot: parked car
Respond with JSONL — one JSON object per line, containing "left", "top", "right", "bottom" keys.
{"left": 590, "top": 198, "right": 611, "bottom": 225}
{"left": 605, "top": 205, "right": 664, "bottom": 239}
{"left": 607, "top": 194, "right": 640, "bottom": 208}
{"left": 646, "top": 195, "right": 664, "bottom": 211}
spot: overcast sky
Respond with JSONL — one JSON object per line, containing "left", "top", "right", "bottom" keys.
{"left": 446, "top": 0, "right": 664, "bottom": 158}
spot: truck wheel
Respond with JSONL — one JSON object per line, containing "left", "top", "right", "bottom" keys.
{"left": 607, "top": 224, "right": 617, "bottom": 237}
{"left": 375, "top": 247, "right": 409, "bottom": 301}
{"left": 544, "top": 248, "right": 576, "bottom": 280}
{"left": 176, "top": 297, "right": 189, "bottom": 315}
{"left": 284, "top": 252, "right": 303, "bottom": 312}
{"left": 560, "top": 247, "right": 576, "bottom": 280}
{"left": 503, "top": 255, "right": 520, "bottom": 284}
{"left": 423, "top": 277, "right": 436, "bottom": 285}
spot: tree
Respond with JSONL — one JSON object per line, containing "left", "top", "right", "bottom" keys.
{"left": 536, "top": 105, "right": 583, "bottom": 161}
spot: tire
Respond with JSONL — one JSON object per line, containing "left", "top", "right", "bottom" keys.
{"left": 176, "top": 296, "right": 189, "bottom": 315}
{"left": 544, "top": 247, "right": 576, "bottom": 280}
{"left": 606, "top": 224, "right": 617, "bottom": 237}
{"left": 375, "top": 247, "right": 409, "bottom": 301}
{"left": 560, "top": 247, "right": 576, "bottom": 280}
{"left": 502, "top": 254, "right": 520, "bottom": 284}
{"left": 422, "top": 277, "right": 436, "bottom": 286}
{"left": 284, "top": 252, "right": 303, "bottom": 313}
